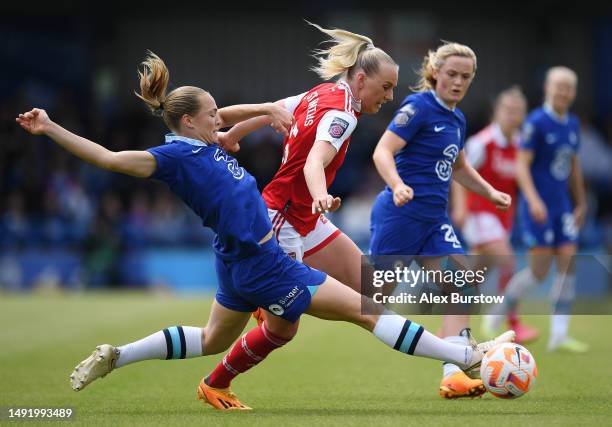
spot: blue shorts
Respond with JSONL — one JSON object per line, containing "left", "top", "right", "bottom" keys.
{"left": 520, "top": 204, "right": 578, "bottom": 248}
{"left": 215, "top": 240, "right": 326, "bottom": 323}
{"left": 370, "top": 192, "right": 464, "bottom": 256}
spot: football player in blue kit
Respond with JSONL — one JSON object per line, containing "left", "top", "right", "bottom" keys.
{"left": 369, "top": 42, "right": 512, "bottom": 399}
{"left": 487, "top": 66, "right": 588, "bottom": 353}
{"left": 16, "top": 52, "right": 514, "bottom": 410}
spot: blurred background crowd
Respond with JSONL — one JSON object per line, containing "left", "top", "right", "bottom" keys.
{"left": 1, "top": 2, "right": 611, "bottom": 291}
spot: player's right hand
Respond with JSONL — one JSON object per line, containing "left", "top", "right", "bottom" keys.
{"left": 217, "top": 131, "right": 240, "bottom": 153}
{"left": 267, "top": 103, "right": 294, "bottom": 136}
{"left": 392, "top": 183, "right": 413, "bottom": 207}
{"left": 528, "top": 197, "right": 548, "bottom": 223}
{"left": 16, "top": 108, "right": 51, "bottom": 135}
{"left": 311, "top": 194, "right": 341, "bottom": 214}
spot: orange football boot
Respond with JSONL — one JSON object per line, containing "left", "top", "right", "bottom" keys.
{"left": 439, "top": 371, "right": 486, "bottom": 399}
{"left": 196, "top": 379, "right": 252, "bottom": 410}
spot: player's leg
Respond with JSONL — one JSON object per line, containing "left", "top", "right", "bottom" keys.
{"left": 477, "top": 239, "right": 539, "bottom": 343}
{"left": 548, "top": 242, "right": 588, "bottom": 352}
{"left": 306, "top": 275, "right": 514, "bottom": 372}
{"left": 303, "top": 215, "right": 363, "bottom": 293}
{"left": 70, "top": 298, "right": 250, "bottom": 392}
{"left": 489, "top": 246, "right": 554, "bottom": 321}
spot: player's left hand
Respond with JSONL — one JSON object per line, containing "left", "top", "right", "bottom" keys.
{"left": 489, "top": 190, "right": 512, "bottom": 211}
{"left": 217, "top": 131, "right": 240, "bottom": 153}
{"left": 573, "top": 204, "right": 586, "bottom": 229}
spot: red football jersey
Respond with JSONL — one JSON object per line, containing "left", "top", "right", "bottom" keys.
{"left": 465, "top": 124, "right": 518, "bottom": 230}
{"left": 263, "top": 81, "right": 360, "bottom": 235}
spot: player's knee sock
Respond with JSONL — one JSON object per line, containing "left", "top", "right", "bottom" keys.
{"left": 115, "top": 326, "right": 203, "bottom": 368}
{"left": 373, "top": 314, "right": 473, "bottom": 368}
{"left": 489, "top": 268, "right": 540, "bottom": 330}
{"left": 549, "top": 274, "right": 575, "bottom": 343}
{"left": 206, "top": 322, "right": 291, "bottom": 389}
{"left": 441, "top": 334, "right": 469, "bottom": 377}
{"left": 498, "top": 265, "right": 519, "bottom": 325}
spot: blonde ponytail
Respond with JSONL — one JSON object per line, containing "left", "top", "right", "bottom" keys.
{"left": 307, "top": 21, "right": 396, "bottom": 81}
{"left": 135, "top": 51, "right": 169, "bottom": 115}
{"left": 135, "top": 51, "right": 207, "bottom": 131}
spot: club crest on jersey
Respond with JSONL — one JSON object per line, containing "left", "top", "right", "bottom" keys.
{"left": 394, "top": 103, "right": 417, "bottom": 127}
{"left": 213, "top": 149, "right": 245, "bottom": 180}
{"left": 329, "top": 117, "right": 349, "bottom": 138}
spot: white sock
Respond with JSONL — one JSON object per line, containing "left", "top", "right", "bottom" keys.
{"left": 373, "top": 314, "right": 472, "bottom": 367}
{"left": 116, "top": 326, "right": 203, "bottom": 368}
{"left": 442, "top": 335, "right": 469, "bottom": 377}
{"left": 550, "top": 315, "right": 570, "bottom": 345}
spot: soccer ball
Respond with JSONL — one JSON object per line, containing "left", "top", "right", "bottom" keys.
{"left": 480, "top": 343, "right": 537, "bottom": 399}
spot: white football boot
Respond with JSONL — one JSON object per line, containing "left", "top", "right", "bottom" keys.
{"left": 70, "top": 344, "right": 119, "bottom": 391}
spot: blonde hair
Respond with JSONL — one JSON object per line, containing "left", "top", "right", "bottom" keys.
{"left": 545, "top": 66, "right": 578, "bottom": 86}
{"left": 308, "top": 21, "right": 396, "bottom": 81}
{"left": 413, "top": 42, "right": 477, "bottom": 92}
{"left": 135, "top": 51, "right": 207, "bottom": 131}
{"left": 494, "top": 85, "right": 527, "bottom": 109}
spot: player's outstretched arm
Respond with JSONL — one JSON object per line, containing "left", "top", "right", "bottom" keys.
{"left": 16, "top": 108, "right": 156, "bottom": 178}
{"left": 218, "top": 102, "right": 293, "bottom": 136}
{"left": 218, "top": 99, "right": 291, "bottom": 152}
{"left": 372, "top": 130, "right": 413, "bottom": 207}
{"left": 304, "top": 140, "right": 341, "bottom": 214}
{"left": 453, "top": 150, "right": 511, "bottom": 210}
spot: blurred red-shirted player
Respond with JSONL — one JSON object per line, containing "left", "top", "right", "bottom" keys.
{"left": 451, "top": 86, "right": 538, "bottom": 343}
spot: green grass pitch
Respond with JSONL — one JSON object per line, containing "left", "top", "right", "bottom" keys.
{"left": 2, "top": 293, "right": 611, "bottom": 426}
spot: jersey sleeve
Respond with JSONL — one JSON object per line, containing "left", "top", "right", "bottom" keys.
{"left": 465, "top": 136, "right": 486, "bottom": 169}
{"left": 314, "top": 109, "right": 358, "bottom": 151}
{"left": 387, "top": 99, "right": 425, "bottom": 143}
{"left": 146, "top": 144, "right": 177, "bottom": 181}
{"left": 283, "top": 92, "right": 307, "bottom": 115}
{"left": 520, "top": 117, "right": 539, "bottom": 151}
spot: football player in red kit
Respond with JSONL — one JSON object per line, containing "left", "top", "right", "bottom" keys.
{"left": 220, "top": 22, "right": 398, "bottom": 298}
{"left": 450, "top": 86, "right": 538, "bottom": 343}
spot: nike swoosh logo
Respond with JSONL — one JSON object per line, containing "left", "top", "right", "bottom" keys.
{"left": 192, "top": 147, "right": 203, "bottom": 153}
{"left": 434, "top": 125, "right": 445, "bottom": 132}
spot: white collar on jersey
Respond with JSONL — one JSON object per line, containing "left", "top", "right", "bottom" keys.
{"left": 165, "top": 133, "right": 208, "bottom": 146}
{"left": 430, "top": 90, "right": 455, "bottom": 111}
{"left": 543, "top": 103, "right": 569, "bottom": 124}
{"left": 490, "top": 122, "right": 519, "bottom": 148}
{"left": 337, "top": 79, "right": 362, "bottom": 113}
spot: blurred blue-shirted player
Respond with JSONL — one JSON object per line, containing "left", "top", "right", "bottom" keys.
{"left": 369, "top": 42, "right": 512, "bottom": 399}
{"left": 17, "top": 51, "right": 514, "bottom": 411}
{"left": 491, "top": 66, "right": 589, "bottom": 353}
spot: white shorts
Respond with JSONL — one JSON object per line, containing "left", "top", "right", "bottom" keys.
{"left": 462, "top": 211, "right": 509, "bottom": 248}
{"left": 268, "top": 209, "right": 341, "bottom": 262}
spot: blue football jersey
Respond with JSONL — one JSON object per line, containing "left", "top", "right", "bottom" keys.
{"left": 147, "top": 134, "right": 272, "bottom": 261}
{"left": 520, "top": 105, "right": 580, "bottom": 212}
{"left": 385, "top": 90, "right": 467, "bottom": 221}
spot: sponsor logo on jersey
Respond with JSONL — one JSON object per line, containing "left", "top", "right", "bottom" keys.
{"left": 328, "top": 117, "right": 349, "bottom": 138}
{"left": 278, "top": 285, "right": 305, "bottom": 308}
{"left": 394, "top": 103, "right": 417, "bottom": 127}
{"left": 268, "top": 304, "right": 284, "bottom": 316}
{"left": 546, "top": 133, "right": 557, "bottom": 144}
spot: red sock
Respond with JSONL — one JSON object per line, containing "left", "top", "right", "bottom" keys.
{"left": 499, "top": 265, "right": 519, "bottom": 325}
{"left": 206, "top": 322, "right": 291, "bottom": 389}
